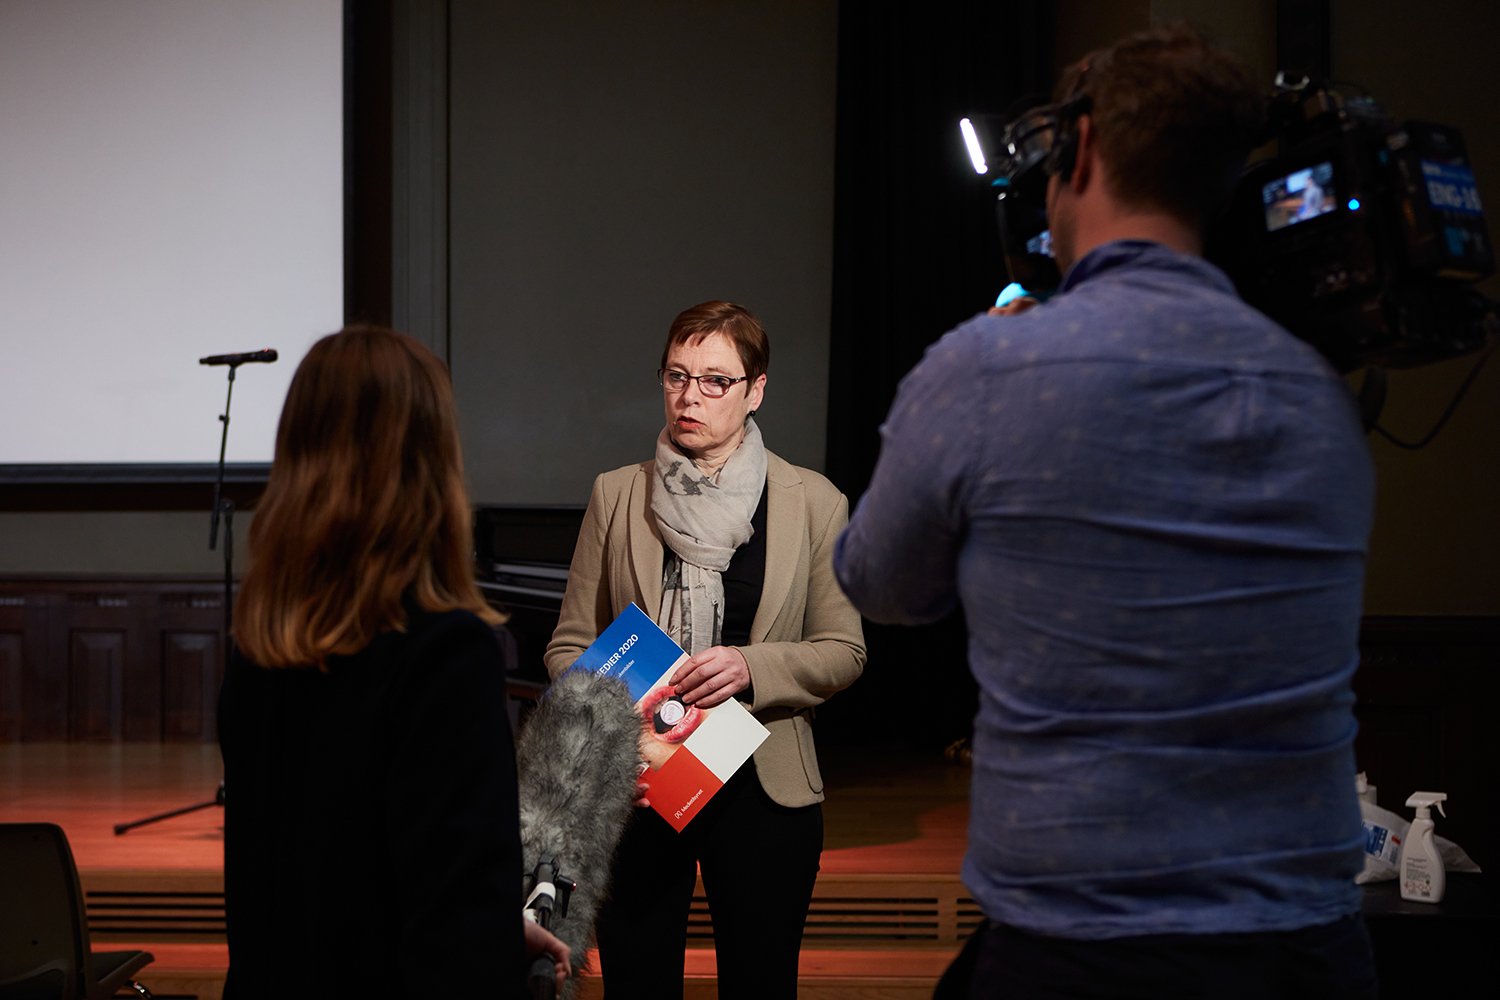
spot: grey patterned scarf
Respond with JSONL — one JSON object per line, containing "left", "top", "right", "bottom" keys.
{"left": 650, "top": 419, "right": 767, "bottom": 655}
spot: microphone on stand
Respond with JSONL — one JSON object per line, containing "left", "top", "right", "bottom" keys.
{"left": 199, "top": 348, "right": 278, "bottom": 366}
{"left": 516, "top": 668, "right": 642, "bottom": 999}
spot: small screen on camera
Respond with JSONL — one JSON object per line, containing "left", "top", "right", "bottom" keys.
{"left": 1026, "top": 229, "right": 1053, "bottom": 257}
{"left": 1261, "top": 161, "right": 1337, "bottom": 233}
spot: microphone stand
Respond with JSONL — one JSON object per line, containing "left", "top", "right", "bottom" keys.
{"left": 115, "top": 359, "right": 253, "bottom": 835}
{"left": 113, "top": 780, "right": 225, "bottom": 836}
{"left": 209, "top": 362, "right": 238, "bottom": 668}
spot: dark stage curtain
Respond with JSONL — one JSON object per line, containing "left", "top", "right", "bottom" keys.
{"left": 820, "top": 1, "right": 1054, "bottom": 748}
{"left": 827, "top": 0, "right": 1054, "bottom": 498}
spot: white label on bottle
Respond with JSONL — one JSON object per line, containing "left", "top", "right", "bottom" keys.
{"left": 1403, "top": 856, "right": 1433, "bottom": 898}
{"left": 1362, "top": 821, "right": 1402, "bottom": 865}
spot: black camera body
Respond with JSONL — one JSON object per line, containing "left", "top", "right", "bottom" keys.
{"left": 1211, "top": 80, "right": 1494, "bottom": 372}
{"left": 984, "top": 78, "right": 1496, "bottom": 372}
{"left": 987, "top": 103, "right": 1066, "bottom": 296}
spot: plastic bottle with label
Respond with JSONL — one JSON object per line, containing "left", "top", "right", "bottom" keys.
{"left": 1398, "top": 791, "right": 1448, "bottom": 903}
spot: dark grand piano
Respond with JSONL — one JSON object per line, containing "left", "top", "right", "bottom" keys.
{"left": 473, "top": 505, "right": 586, "bottom": 684}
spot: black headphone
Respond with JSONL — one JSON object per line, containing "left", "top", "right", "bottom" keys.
{"left": 1044, "top": 64, "right": 1093, "bottom": 183}
{"left": 992, "top": 77, "right": 1091, "bottom": 186}
{"left": 1044, "top": 91, "right": 1092, "bottom": 179}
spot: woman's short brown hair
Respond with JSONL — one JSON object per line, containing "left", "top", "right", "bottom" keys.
{"left": 660, "top": 300, "right": 770, "bottom": 382}
{"left": 233, "top": 325, "right": 500, "bottom": 669}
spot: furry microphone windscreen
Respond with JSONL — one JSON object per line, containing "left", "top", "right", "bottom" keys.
{"left": 516, "top": 668, "right": 641, "bottom": 991}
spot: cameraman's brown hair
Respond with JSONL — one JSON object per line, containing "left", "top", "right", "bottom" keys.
{"left": 1055, "top": 21, "right": 1265, "bottom": 231}
{"left": 234, "top": 325, "right": 501, "bottom": 669}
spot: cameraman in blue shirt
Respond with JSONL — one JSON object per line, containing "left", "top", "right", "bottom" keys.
{"left": 834, "top": 23, "right": 1377, "bottom": 1000}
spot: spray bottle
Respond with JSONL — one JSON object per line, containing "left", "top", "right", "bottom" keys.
{"left": 1398, "top": 791, "right": 1448, "bottom": 903}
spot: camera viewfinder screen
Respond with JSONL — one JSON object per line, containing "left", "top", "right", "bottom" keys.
{"left": 1262, "top": 161, "right": 1337, "bottom": 232}
{"left": 1026, "top": 229, "right": 1053, "bottom": 257}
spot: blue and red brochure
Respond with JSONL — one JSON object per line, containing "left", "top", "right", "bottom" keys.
{"left": 565, "top": 602, "right": 769, "bottom": 832}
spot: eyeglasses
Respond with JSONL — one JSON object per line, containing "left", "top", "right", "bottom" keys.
{"left": 658, "top": 368, "right": 750, "bottom": 398}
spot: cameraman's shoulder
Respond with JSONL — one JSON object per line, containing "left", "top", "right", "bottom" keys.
{"left": 927, "top": 306, "right": 1054, "bottom": 367}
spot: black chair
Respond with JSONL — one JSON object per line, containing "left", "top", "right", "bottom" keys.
{"left": 0, "top": 822, "right": 155, "bottom": 999}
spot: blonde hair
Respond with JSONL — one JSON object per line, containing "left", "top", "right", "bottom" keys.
{"left": 233, "top": 325, "right": 501, "bottom": 668}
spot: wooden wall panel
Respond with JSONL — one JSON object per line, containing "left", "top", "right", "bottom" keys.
{"left": 162, "top": 631, "right": 221, "bottom": 741}
{"left": 0, "top": 577, "right": 225, "bottom": 744}
{"left": 0, "top": 591, "right": 35, "bottom": 741}
{"left": 17, "top": 591, "right": 66, "bottom": 739}
{"left": 63, "top": 589, "right": 152, "bottom": 741}
{"left": 159, "top": 587, "right": 226, "bottom": 743}
{"left": 0, "top": 628, "right": 22, "bottom": 742}
{"left": 68, "top": 628, "right": 126, "bottom": 741}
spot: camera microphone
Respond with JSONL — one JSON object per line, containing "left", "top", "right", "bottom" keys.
{"left": 516, "top": 668, "right": 642, "bottom": 997}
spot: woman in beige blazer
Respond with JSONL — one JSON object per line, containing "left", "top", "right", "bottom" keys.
{"left": 545, "top": 301, "right": 865, "bottom": 1000}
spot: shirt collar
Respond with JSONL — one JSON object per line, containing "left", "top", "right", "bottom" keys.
{"left": 1057, "top": 239, "right": 1235, "bottom": 296}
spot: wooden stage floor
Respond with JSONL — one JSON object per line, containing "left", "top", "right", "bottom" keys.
{"left": 0, "top": 741, "right": 974, "bottom": 998}
{"left": 0, "top": 741, "right": 970, "bottom": 875}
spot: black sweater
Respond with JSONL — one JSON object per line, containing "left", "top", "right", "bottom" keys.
{"left": 219, "top": 609, "right": 526, "bottom": 998}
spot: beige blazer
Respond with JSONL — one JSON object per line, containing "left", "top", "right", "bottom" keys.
{"left": 544, "top": 450, "right": 866, "bottom": 808}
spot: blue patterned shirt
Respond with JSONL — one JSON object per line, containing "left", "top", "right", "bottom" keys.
{"left": 834, "top": 241, "right": 1374, "bottom": 938}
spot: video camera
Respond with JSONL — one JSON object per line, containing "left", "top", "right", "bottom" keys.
{"left": 966, "top": 75, "right": 1498, "bottom": 373}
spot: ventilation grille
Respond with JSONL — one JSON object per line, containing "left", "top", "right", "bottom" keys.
{"left": 86, "top": 890, "right": 226, "bottom": 940}
{"left": 689, "top": 878, "right": 979, "bottom": 945}
{"left": 87, "top": 875, "right": 979, "bottom": 945}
